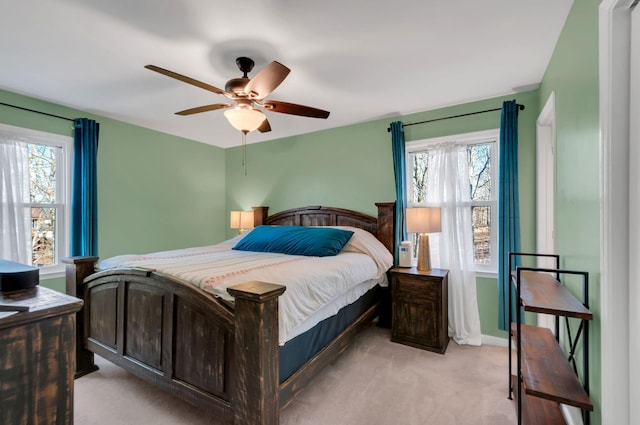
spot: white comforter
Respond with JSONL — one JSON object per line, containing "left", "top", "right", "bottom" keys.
{"left": 99, "top": 227, "right": 393, "bottom": 345}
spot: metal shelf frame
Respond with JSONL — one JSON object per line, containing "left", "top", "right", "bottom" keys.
{"left": 507, "top": 252, "right": 591, "bottom": 425}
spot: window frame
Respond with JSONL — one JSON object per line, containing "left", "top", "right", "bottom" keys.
{"left": 0, "top": 123, "right": 72, "bottom": 279}
{"left": 405, "top": 128, "right": 500, "bottom": 276}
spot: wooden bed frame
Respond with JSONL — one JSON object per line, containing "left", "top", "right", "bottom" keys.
{"left": 63, "top": 203, "right": 394, "bottom": 425}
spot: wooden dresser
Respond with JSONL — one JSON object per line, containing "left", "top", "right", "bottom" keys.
{"left": 390, "top": 267, "right": 449, "bottom": 354}
{"left": 0, "top": 286, "right": 83, "bottom": 425}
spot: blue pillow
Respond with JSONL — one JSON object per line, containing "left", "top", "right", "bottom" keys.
{"left": 233, "top": 226, "right": 354, "bottom": 257}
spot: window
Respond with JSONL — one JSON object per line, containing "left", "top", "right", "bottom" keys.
{"left": 0, "top": 124, "right": 72, "bottom": 277}
{"left": 406, "top": 129, "right": 499, "bottom": 274}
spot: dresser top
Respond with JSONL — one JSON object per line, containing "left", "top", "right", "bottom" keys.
{"left": 0, "top": 286, "right": 82, "bottom": 328}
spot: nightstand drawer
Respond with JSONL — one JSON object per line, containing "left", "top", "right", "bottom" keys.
{"left": 392, "top": 274, "right": 440, "bottom": 301}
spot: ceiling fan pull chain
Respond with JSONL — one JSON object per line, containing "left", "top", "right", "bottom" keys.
{"left": 242, "top": 131, "right": 247, "bottom": 176}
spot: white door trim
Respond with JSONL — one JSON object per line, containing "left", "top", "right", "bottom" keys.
{"left": 599, "top": 1, "right": 633, "bottom": 424}
{"left": 536, "top": 92, "right": 557, "bottom": 331}
{"left": 628, "top": 4, "right": 639, "bottom": 425}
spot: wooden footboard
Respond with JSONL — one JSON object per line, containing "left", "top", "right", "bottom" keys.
{"left": 63, "top": 257, "right": 285, "bottom": 425}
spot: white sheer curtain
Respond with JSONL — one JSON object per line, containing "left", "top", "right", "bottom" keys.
{"left": 426, "top": 143, "right": 482, "bottom": 345}
{"left": 0, "top": 136, "right": 31, "bottom": 264}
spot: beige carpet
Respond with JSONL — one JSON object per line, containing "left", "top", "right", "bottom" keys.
{"left": 74, "top": 326, "right": 516, "bottom": 425}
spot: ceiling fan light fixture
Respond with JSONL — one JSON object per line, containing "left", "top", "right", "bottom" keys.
{"left": 224, "top": 108, "right": 266, "bottom": 133}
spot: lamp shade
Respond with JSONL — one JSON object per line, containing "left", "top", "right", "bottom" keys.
{"left": 224, "top": 108, "right": 266, "bottom": 133}
{"left": 406, "top": 207, "right": 441, "bottom": 233}
{"left": 230, "top": 210, "right": 255, "bottom": 230}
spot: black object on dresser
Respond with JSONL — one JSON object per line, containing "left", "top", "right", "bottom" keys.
{"left": 0, "top": 259, "right": 39, "bottom": 292}
{"left": 0, "top": 286, "right": 83, "bottom": 425}
{"left": 390, "top": 267, "right": 449, "bottom": 354}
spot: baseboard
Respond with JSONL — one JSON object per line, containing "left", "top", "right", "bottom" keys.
{"left": 561, "top": 404, "right": 584, "bottom": 425}
{"left": 481, "top": 334, "right": 508, "bottom": 347}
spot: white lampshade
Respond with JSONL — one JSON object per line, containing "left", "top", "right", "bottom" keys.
{"left": 406, "top": 207, "right": 442, "bottom": 234}
{"left": 230, "top": 210, "right": 255, "bottom": 232}
{"left": 224, "top": 108, "right": 266, "bottom": 133}
{"left": 405, "top": 207, "right": 441, "bottom": 272}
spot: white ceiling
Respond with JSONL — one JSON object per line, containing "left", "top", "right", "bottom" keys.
{"left": 0, "top": 0, "right": 573, "bottom": 148}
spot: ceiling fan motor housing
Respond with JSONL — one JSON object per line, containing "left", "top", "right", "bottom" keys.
{"left": 225, "top": 77, "right": 250, "bottom": 95}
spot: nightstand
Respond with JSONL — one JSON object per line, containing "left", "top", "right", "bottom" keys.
{"left": 390, "top": 267, "right": 449, "bottom": 354}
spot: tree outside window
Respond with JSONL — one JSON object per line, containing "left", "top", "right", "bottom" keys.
{"left": 28, "top": 144, "right": 59, "bottom": 266}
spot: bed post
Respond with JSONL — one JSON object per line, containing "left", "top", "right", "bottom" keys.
{"left": 252, "top": 206, "right": 269, "bottom": 226}
{"left": 61, "top": 256, "right": 100, "bottom": 378}
{"left": 227, "top": 281, "right": 286, "bottom": 425}
{"left": 375, "top": 202, "right": 395, "bottom": 328}
{"left": 375, "top": 201, "right": 395, "bottom": 254}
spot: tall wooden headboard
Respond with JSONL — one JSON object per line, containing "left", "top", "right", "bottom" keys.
{"left": 251, "top": 202, "right": 395, "bottom": 254}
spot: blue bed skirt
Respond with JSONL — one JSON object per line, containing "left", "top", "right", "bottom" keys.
{"left": 278, "top": 285, "right": 381, "bottom": 383}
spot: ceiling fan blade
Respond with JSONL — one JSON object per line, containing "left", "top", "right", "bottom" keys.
{"left": 244, "top": 61, "right": 290, "bottom": 99}
{"left": 257, "top": 118, "right": 272, "bottom": 133}
{"left": 175, "top": 103, "right": 231, "bottom": 115}
{"left": 262, "top": 100, "right": 330, "bottom": 119}
{"left": 145, "top": 65, "right": 233, "bottom": 98}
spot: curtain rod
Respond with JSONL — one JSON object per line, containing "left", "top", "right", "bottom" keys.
{"left": 386, "top": 104, "right": 525, "bottom": 132}
{"left": 0, "top": 101, "right": 75, "bottom": 122}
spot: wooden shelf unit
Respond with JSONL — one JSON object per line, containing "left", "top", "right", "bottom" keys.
{"left": 508, "top": 253, "right": 592, "bottom": 425}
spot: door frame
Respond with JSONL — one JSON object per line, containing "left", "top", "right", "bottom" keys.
{"left": 599, "top": 1, "right": 634, "bottom": 424}
{"left": 536, "top": 92, "right": 557, "bottom": 331}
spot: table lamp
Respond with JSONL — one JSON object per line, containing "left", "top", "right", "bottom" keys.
{"left": 405, "top": 207, "right": 442, "bottom": 271}
{"left": 230, "top": 210, "right": 255, "bottom": 234}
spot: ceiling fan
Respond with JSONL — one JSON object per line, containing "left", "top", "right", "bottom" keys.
{"left": 145, "top": 57, "right": 330, "bottom": 134}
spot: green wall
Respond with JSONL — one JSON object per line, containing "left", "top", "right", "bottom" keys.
{"left": 225, "top": 121, "right": 396, "bottom": 220}
{"left": 0, "top": 89, "right": 227, "bottom": 292}
{"left": 538, "top": 0, "right": 601, "bottom": 423}
{"left": 226, "top": 89, "right": 540, "bottom": 340}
